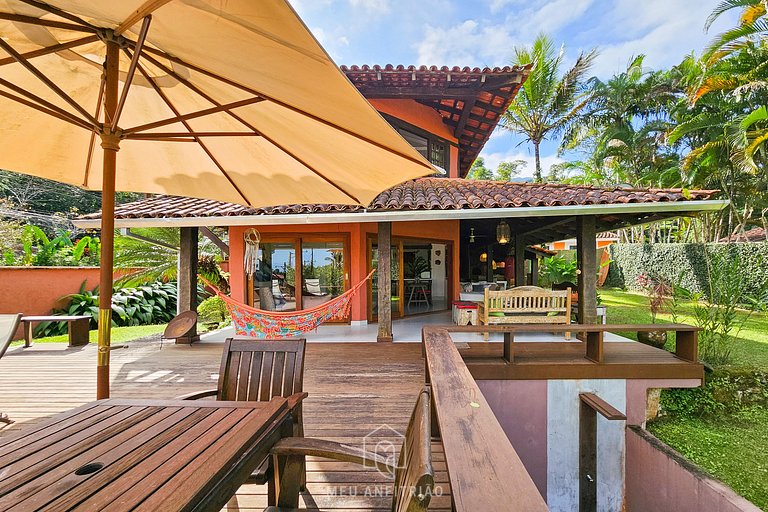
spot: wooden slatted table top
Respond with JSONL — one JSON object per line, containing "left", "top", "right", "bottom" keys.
{"left": 0, "top": 398, "right": 291, "bottom": 512}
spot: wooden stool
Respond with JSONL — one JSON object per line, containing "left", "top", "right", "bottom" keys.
{"left": 452, "top": 301, "right": 478, "bottom": 326}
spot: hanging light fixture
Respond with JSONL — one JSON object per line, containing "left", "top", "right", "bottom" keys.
{"left": 469, "top": 227, "right": 476, "bottom": 243}
{"left": 496, "top": 220, "right": 511, "bottom": 244}
{"left": 479, "top": 251, "right": 488, "bottom": 263}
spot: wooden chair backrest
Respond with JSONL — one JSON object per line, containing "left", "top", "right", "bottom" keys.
{"left": 484, "top": 286, "right": 571, "bottom": 313}
{"left": 217, "top": 338, "right": 306, "bottom": 402}
{"left": 0, "top": 313, "right": 21, "bottom": 359}
{"left": 392, "top": 386, "right": 434, "bottom": 512}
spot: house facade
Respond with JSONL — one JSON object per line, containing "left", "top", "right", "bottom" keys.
{"left": 77, "top": 64, "right": 727, "bottom": 340}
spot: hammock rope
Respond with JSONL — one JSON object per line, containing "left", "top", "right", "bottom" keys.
{"left": 202, "top": 270, "right": 375, "bottom": 339}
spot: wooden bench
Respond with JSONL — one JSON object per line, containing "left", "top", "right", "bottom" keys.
{"left": 478, "top": 286, "right": 571, "bottom": 340}
{"left": 21, "top": 315, "right": 90, "bottom": 347}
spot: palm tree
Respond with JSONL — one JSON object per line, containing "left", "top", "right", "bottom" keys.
{"left": 704, "top": 0, "right": 768, "bottom": 63}
{"left": 501, "top": 34, "right": 597, "bottom": 182}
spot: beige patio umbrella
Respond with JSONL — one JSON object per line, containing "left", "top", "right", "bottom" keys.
{"left": 0, "top": 0, "right": 434, "bottom": 398}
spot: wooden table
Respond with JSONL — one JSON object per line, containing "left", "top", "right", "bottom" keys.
{"left": 21, "top": 315, "right": 91, "bottom": 348}
{"left": 0, "top": 398, "right": 292, "bottom": 511}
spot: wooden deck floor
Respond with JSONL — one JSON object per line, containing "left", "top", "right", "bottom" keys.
{"left": 0, "top": 340, "right": 451, "bottom": 511}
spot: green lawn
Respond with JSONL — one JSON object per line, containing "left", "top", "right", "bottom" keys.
{"left": 603, "top": 288, "right": 768, "bottom": 509}
{"left": 11, "top": 324, "right": 166, "bottom": 346}
{"left": 648, "top": 409, "right": 768, "bottom": 510}
{"left": 601, "top": 289, "right": 768, "bottom": 369}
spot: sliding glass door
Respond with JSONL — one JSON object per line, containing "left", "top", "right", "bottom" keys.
{"left": 247, "top": 235, "right": 350, "bottom": 322}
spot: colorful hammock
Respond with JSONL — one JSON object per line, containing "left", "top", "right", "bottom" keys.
{"left": 204, "top": 271, "right": 375, "bottom": 339}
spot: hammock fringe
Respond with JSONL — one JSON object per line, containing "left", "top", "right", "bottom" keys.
{"left": 202, "top": 271, "right": 375, "bottom": 339}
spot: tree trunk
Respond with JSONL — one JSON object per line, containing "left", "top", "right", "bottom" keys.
{"left": 534, "top": 141, "right": 543, "bottom": 183}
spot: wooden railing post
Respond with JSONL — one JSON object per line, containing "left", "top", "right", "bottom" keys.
{"left": 578, "top": 393, "right": 626, "bottom": 512}
{"left": 675, "top": 329, "right": 698, "bottom": 362}
{"left": 377, "top": 221, "right": 393, "bottom": 342}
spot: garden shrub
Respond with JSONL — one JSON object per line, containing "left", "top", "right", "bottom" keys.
{"left": 606, "top": 242, "right": 768, "bottom": 300}
{"left": 659, "top": 368, "right": 768, "bottom": 417}
{"left": 36, "top": 281, "right": 178, "bottom": 337}
{"left": 197, "top": 296, "right": 228, "bottom": 329}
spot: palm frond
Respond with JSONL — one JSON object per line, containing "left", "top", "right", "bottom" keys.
{"left": 705, "top": 0, "right": 761, "bottom": 32}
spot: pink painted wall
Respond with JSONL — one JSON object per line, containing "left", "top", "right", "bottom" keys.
{"left": 626, "top": 427, "right": 761, "bottom": 512}
{"left": 477, "top": 379, "right": 548, "bottom": 497}
{"left": 0, "top": 267, "right": 112, "bottom": 339}
{"left": 625, "top": 379, "right": 701, "bottom": 427}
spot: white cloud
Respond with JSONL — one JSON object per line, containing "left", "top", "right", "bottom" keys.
{"left": 415, "top": 20, "right": 518, "bottom": 66}
{"left": 348, "top": 0, "right": 390, "bottom": 13}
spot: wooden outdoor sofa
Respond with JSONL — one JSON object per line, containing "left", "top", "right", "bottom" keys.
{"left": 478, "top": 286, "right": 572, "bottom": 340}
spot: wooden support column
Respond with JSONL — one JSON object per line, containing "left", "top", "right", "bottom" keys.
{"left": 530, "top": 256, "right": 539, "bottom": 286}
{"left": 485, "top": 244, "right": 494, "bottom": 282}
{"left": 514, "top": 236, "right": 526, "bottom": 286}
{"left": 577, "top": 216, "right": 597, "bottom": 324}
{"left": 377, "top": 222, "right": 393, "bottom": 342}
{"left": 177, "top": 226, "right": 199, "bottom": 344}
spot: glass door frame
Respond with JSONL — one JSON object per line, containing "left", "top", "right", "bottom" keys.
{"left": 367, "top": 233, "right": 453, "bottom": 322}
{"left": 246, "top": 233, "right": 351, "bottom": 323}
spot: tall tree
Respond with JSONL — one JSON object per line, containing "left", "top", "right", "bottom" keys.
{"left": 501, "top": 34, "right": 597, "bottom": 182}
{"left": 495, "top": 160, "right": 527, "bottom": 181}
{"left": 467, "top": 157, "right": 494, "bottom": 180}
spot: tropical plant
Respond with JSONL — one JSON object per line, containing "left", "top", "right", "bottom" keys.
{"left": 495, "top": 160, "right": 527, "bottom": 181}
{"left": 636, "top": 273, "right": 672, "bottom": 323}
{"left": 704, "top": 0, "right": 768, "bottom": 63}
{"left": 501, "top": 34, "right": 597, "bottom": 182}
{"left": 2, "top": 225, "right": 100, "bottom": 266}
{"left": 197, "top": 296, "right": 229, "bottom": 330}
{"left": 36, "top": 281, "right": 178, "bottom": 337}
{"left": 538, "top": 255, "right": 578, "bottom": 286}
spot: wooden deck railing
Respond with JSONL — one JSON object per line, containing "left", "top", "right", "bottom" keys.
{"left": 422, "top": 326, "right": 549, "bottom": 511}
{"left": 445, "top": 323, "right": 701, "bottom": 363}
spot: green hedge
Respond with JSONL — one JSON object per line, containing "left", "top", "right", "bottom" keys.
{"left": 605, "top": 242, "right": 768, "bottom": 298}
{"left": 659, "top": 368, "right": 768, "bottom": 417}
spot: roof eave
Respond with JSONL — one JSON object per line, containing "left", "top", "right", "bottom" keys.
{"left": 73, "top": 199, "right": 729, "bottom": 229}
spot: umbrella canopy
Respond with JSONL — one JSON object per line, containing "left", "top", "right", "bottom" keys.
{"left": 0, "top": 0, "right": 434, "bottom": 398}
{"left": 0, "top": 0, "right": 433, "bottom": 206}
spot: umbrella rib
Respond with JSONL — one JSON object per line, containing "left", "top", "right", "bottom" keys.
{"left": 0, "top": 11, "right": 96, "bottom": 32}
{"left": 0, "top": 35, "right": 99, "bottom": 67}
{"left": 0, "top": 77, "right": 92, "bottom": 130}
{"left": 125, "top": 132, "right": 261, "bottom": 139}
{"left": 16, "top": 0, "right": 99, "bottom": 30}
{"left": 133, "top": 58, "right": 253, "bottom": 206}
{"left": 83, "top": 77, "right": 105, "bottom": 187}
{"left": 0, "top": 38, "right": 99, "bottom": 128}
{"left": 137, "top": 51, "right": 364, "bottom": 204}
{"left": 122, "top": 97, "right": 265, "bottom": 135}
{"left": 0, "top": 88, "right": 90, "bottom": 131}
{"left": 111, "top": 15, "right": 152, "bottom": 131}
{"left": 115, "top": 0, "right": 173, "bottom": 36}
{"left": 139, "top": 45, "right": 434, "bottom": 171}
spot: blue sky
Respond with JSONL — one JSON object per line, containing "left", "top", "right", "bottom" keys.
{"left": 292, "top": 0, "right": 737, "bottom": 177}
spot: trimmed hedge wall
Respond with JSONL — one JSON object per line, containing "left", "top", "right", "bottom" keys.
{"left": 658, "top": 368, "right": 768, "bottom": 417}
{"left": 605, "top": 242, "right": 768, "bottom": 298}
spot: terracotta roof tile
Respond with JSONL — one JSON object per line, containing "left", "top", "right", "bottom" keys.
{"left": 82, "top": 178, "right": 719, "bottom": 221}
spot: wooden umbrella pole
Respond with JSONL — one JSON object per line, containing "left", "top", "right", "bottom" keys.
{"left": 97, "top": 36, "right": 120, "bottom": 400}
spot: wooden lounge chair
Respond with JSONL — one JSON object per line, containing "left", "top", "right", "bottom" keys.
{"left": 0, "top": 313, "right": 22, "bottom": 424}
{"left": 265, "top": 386, "right": 434, "bottom": 511}
{"left": 304, "top": 279, "right": 327, "bottom": 297}
{"left": 179, "top": 337, "right": 307, "bottom": 498}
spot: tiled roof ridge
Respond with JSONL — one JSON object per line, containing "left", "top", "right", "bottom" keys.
{"left": 340, "top": 64, "right": 531, "bottom": 74}
{"left": 81, "top": 178, "right": 720, "bottom": 221}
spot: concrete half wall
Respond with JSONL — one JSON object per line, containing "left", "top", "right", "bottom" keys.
{"left": 626, "top": 426, "right": 761, "bottom": 512}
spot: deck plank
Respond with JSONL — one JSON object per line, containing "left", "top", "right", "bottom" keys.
{"left": 0, "top": 341, "right": 449, "bottom": 511}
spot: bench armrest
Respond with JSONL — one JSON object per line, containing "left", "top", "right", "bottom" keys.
{"left": 271, "top": 437, "right": 394, "bottom": 473}
{"left": 175, "top": 389, "right": 217, "bottom": 400}
{"left": 286, "top": 392, "right": 308, "bottom": 411}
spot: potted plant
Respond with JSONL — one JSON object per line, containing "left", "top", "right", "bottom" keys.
{"left": 635, "top": 273, "right": 671, "bottom": 348}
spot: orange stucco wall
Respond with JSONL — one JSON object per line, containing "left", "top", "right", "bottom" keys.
{"left": 368, "top": 98, "right": 460, "bottom": 178}
{"left": 0, "top": 267, "right": 119, "bottom": 339}
{"left": 229, "top": 220, "right": 460, "bottom": 323}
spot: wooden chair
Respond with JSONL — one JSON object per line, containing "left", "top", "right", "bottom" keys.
{"left": 265, "top": 386, "right": 434, "bottom": 511}
{"left": 0, "top": 313, "right": 22, "bottom": 424}
{"left": 179, "top": 337, "right": 307, "bottom": 495}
